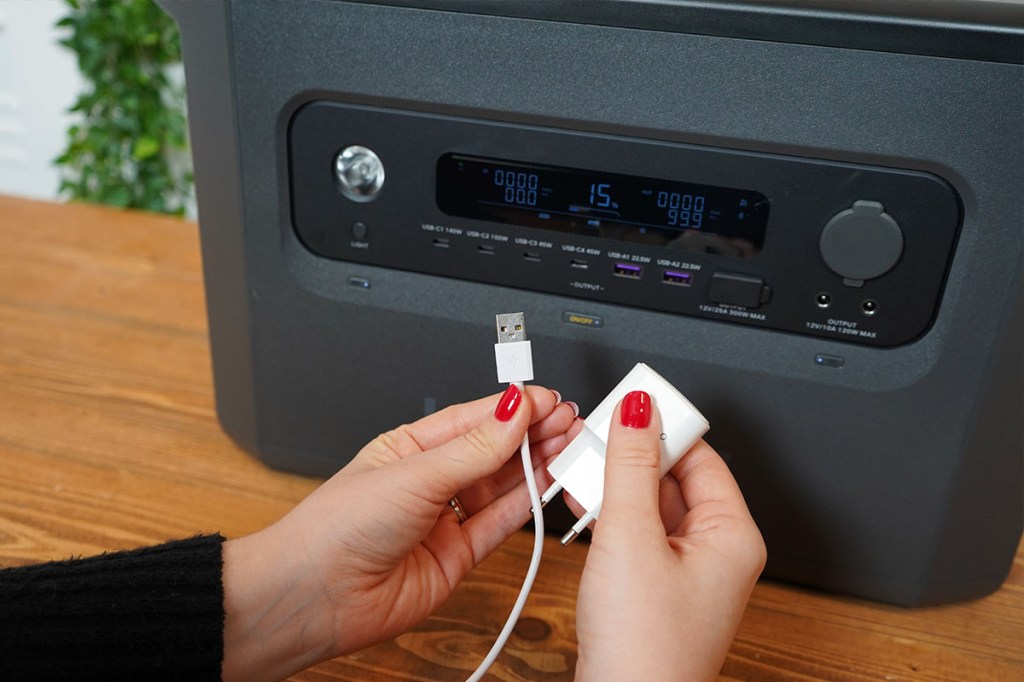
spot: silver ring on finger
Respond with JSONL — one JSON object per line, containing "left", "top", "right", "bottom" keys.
{"left": 448, "top": 495, "right": 468, "bottom": 524}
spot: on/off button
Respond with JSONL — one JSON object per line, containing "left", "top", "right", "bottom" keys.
{"left": 561, "top": 311, "right": 604, "bottom": 328}
{"left": 709, "top": 272, "right": 772, "bottom": 309}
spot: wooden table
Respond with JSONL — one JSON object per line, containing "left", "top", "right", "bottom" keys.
{"left": 0, "top": 194, "right": 1021, "bottom": 680}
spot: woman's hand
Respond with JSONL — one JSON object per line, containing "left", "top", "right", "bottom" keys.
{"left": 574, "top": 391, "right": 766, "bottom": 682}
{"left": 221, "top": 385, "right": 581, "bottom": 681}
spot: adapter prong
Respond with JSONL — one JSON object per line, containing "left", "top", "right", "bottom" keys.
{"left": 560, "top": 507, "right": 598, "bottom": 546}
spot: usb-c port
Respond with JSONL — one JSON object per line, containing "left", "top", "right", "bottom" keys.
{"left": 478, "top": 245, "right": 495, "bottom": 255}
{"left": 433, "top": 237, "right": 450, "bottom": 248}
{"left": 524, "top": 252, "right": 542, "bottom": 262}
{"left": 613, "top": 263, "right": 642, "bottom": 279}
{"left": 663, "top": 270, "right": 692, "bottom": 287}
{"left": 570, "top": 259, "right": 589, "bottom": 270}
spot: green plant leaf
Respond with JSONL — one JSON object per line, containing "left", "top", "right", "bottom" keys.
{"left": 102, "top": 185, "right": 133, "bottom": 207}
{"left": 54, "top": 0, "right": 192, "bottom": 214}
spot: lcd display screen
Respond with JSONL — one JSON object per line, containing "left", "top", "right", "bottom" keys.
{"left": 436, "top": 154, "right": 769, "bottom": 257}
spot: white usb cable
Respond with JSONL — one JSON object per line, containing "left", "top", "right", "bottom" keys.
{"left": 466, "top": 312, "right": 543, "bottom": 682}
{"left": 467, "top": 321, "right": 712, "bottom": 678}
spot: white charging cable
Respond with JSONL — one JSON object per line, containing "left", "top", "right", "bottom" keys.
{"left": 465, "top": 312, "right": 543, "bottom": 682}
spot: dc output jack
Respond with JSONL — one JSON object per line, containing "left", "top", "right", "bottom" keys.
{"left": 816, "top": 292, "right": 832, "bottom": 308}
{"left": 862, "top": 299, "right": 878, "bottom": 316}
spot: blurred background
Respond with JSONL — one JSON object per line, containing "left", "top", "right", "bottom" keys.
{"left": 0, "top": 0, "right": 193, "bottom": 216}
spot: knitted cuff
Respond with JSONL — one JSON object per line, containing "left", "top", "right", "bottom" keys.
{"left": 0, "top": 534, "right": 225, "bottom": 681}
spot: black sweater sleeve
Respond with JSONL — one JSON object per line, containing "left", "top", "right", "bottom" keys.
{"left": 0, "top": 534, "right": 225, "bottom": 681}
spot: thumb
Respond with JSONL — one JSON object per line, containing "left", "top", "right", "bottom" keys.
{"left": 600, "top": 390, "right": 665, "bottom": 538}
{"left": 407, "top": 384, "right": 533, "bottom": 500}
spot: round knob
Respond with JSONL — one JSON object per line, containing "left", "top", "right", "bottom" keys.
{"left": 334, "top": 145, "right": 384, "bottom": 202}
{"left": 819, "top": 200, "right": 903, "bottom": 282}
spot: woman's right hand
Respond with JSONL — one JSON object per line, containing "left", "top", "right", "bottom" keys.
{"left": 574, "top": 391, "right": 766, "bottom": 681}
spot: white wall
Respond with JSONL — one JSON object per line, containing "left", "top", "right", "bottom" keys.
{"left": 0, "top": 0, "right": 84, "bottom": 201}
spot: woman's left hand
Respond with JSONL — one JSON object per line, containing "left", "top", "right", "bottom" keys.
{"left": 221, "top": 385, "right": 580, "bottom": 681}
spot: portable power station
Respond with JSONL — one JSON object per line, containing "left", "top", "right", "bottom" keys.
{"left": 160, "top": 0, "right": 1024, "bottom": 605}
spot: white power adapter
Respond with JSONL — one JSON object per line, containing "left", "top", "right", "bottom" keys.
{"left": 540, "top": 362, "right": 710, "bottom": 544}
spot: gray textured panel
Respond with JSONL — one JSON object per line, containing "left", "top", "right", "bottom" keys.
{"left": 163, "top": 0, "right": 1023, "bottom": 605}
{"left": 348, "top": 0, "right": 1024, "bottom": 62}
{"left": 156, "top": 0, "right": 259, "bottom": 452}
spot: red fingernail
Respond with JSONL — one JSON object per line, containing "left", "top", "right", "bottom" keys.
{"left": 620, "top": 390, "right": 652, "bottom": 429}
{"left": 495, "top": 384, "right": 522, "bottom": 422}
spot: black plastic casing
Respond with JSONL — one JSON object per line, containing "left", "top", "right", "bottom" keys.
{"left": 159, "top": 0, "right": 1024, "bottom": 606}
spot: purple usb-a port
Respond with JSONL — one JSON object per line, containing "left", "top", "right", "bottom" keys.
{"left": 662, "top": 270, "right": 693, "bottom": 287}
{"left": 613, "top": 263, "right": 643, "bottom": 279}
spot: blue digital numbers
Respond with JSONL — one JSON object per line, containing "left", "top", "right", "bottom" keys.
{"left": 494, "top": 168, "right": 538, "bottom": 206}
{"left": 589, "top": 182, "right": 613, "bottom": 208}
{"left": 438, "top": 154, "right": 768, "bottom": 257}
{"left": 657, "top": 191, "right": 705, "bottom": 228}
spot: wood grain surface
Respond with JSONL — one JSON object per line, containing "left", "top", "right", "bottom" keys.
{"left": 0, "top": 195, "right": 1021, "bottom": 680}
